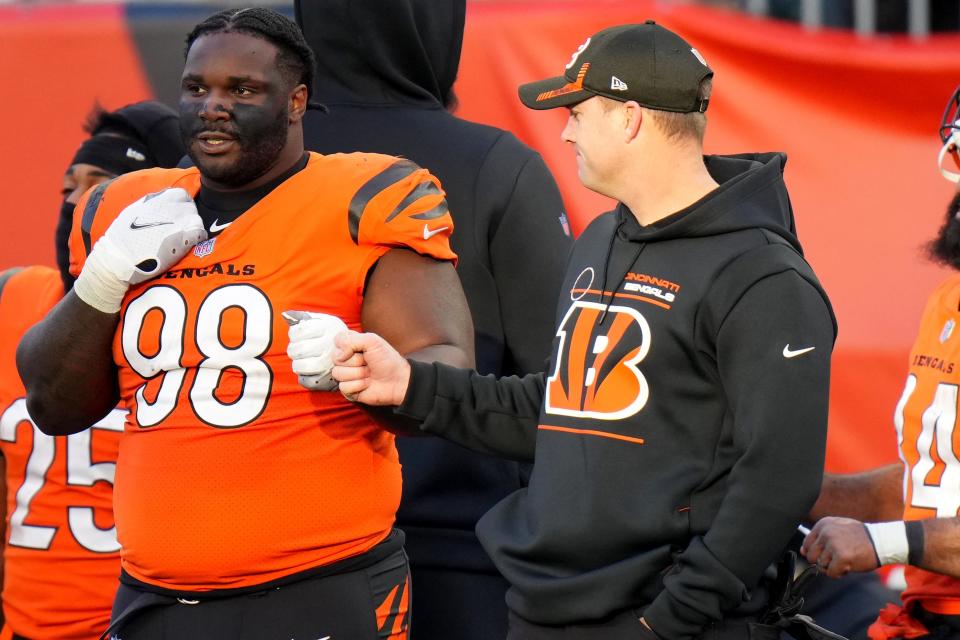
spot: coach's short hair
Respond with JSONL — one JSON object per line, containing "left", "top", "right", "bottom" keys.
{"left": 647, "top": 77, "right": 712, "bottom": 144}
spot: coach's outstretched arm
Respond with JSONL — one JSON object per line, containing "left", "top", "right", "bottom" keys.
{"left": 17, "top": 189, "right": 205, "bottom": 435}
{"left": 333, "top": 331, "right": 542, "bottom": 461}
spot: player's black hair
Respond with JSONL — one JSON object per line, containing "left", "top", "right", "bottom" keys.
{"left": 82, "top": 104, "right": 112, "bottom": 135}
{"left": 185, "top": 7, "right": 318, "bottom": 104}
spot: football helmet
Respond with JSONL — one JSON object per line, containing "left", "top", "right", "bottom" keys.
{"left": 938, "top": 85, "right": 960, "bottom": 183}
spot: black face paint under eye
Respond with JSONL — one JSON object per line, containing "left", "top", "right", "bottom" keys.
{"left": 180, "top": 95, "right": 289, "bottom": 188}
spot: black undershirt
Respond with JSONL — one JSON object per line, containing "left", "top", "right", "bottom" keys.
{"left": 195, "top": 152, "right": 310, "bottom": 234}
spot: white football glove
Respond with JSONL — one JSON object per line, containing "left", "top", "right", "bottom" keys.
{"left": 74, "top": 188, "right": 206, "bottom": 313}
{"left": 284, "top": 311, "right": 349, "bottom": 391}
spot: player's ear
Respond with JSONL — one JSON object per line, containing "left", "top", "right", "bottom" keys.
{"left": 289, "top": 84, "right": 308, "bottom": 123}
{"left": 623, "top": 101, "right": 642, "bottom": 143}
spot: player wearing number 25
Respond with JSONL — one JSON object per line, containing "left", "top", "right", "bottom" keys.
{"left": 17, "top": 8, "right": 472, "bottom": 640}
{"left": 803, "top": 87, "right": 960, "bottom": 639}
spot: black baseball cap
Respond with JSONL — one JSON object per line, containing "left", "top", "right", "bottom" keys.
{"left": 518, "top": 21, "right": 713, "bottom": 113}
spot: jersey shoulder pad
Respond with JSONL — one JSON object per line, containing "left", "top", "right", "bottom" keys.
{"left": 0, "top": 266, "right": 62, "bottom": 323}
{"left": 334, "top": 154, "right": 455, "bottom": 262}
{"left": 0, "top": 267, "right": 25, "bottom": 304}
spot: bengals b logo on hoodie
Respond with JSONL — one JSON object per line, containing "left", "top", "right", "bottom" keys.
{"left": 545, "top": 301, "right": 650, "bottom": 420}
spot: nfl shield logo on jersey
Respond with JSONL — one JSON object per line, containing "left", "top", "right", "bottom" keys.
{"left": 941, "top": 318, "right": 955, "bottom": 343}
{"left": 193, "top": 238, "right": 216, "bottom": 258}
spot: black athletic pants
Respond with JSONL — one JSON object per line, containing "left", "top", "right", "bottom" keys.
{"left": 507, "top": 609, "right": 777, "bottom": 640}
{"left": 408, "top": 565, "right": 510, "bottom": 640}
{"left": 913, "top": 605, "right": 960, "bottom": 640}
{"left": 107, "top": 548, "right": 410, "bottom": 640}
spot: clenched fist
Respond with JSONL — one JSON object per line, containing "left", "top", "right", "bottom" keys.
{"left": 284, "top": 311, "right": 349, "bottom": 391}
{"left": 74, "top": 188, "right": 206, "bottom": 313}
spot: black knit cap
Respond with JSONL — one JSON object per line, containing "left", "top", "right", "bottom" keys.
{"left": 518, "top": 21, "right": 713, "bottom": 113}
{"left": 70, "top": 101, "right": 184, "bottom": 174}
{"left": 58, "top": 101, "right": 185, "bottom": 292}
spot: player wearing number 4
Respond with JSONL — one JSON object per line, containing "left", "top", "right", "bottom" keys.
{"left": 0, "top": 101, "right": 183, "bottom": 640}
{"left": 17, "top": 8, "right": 472, "bottom": 640}
{"left": 329, "top": 21, "right": 838, "bottom": 640}
{"left": 802, "top": 87, "right": 960, "bottom": 640}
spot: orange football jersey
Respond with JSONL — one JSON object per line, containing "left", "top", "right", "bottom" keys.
{"left": 0, "top": 266, "right": 123, "bottom": 639}
{"left": 892, "top": 273, "right": 960, "bottom": 615}
{"left": 69, "top": 152, "right": 456, "bottom": 591}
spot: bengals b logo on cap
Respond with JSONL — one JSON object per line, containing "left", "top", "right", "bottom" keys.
{"left": 546, "top": 301, "right": 650, "bottom": 420}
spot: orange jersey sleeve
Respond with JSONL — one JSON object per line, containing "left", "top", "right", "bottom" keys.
{"left": 0, "top": 266, "right": 123, "bottom": 639}
{"left": 350, "top": 156, "right": 457, "bottom": 264}
{"left": 892, "top": 273, "right": 960, "bottom": 614}
{"left": 76, "top": 153, "right": 455, "bottom": 592}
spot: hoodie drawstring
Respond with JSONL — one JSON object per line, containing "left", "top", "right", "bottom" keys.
{"left": 598, "top": 220, "right": 646, "bottom": 325}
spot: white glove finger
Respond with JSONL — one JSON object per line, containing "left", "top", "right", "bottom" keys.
{"left": 169, "top": 205, "right": 205, "bottom": 227}
{"left": 287, "top": 336, "right": 335, "bottom": 361}
{"left": 291, "top": 355, "right": 334, "bottom": 377}
{"left": 289, "top": 318, "right": 348, "bottom": 341}
{"left": 148, "top": 187, "right": 193, "bottom": 204}
{"left": 288, "top": 322, "right": 315, "bottom": 342}
{"left": 298, "top": 374, "right": 338, "bottom": 392}
{"left": 135, "top": 192, "right": 196, "bottom": 226}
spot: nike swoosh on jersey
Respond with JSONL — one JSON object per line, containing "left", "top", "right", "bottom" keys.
{"left": 210, "top": 219, "right": 232, "bottom": 233}
{"left": 130, "top": 218, "right": 174, "bottom": 230}
{"left": 782, "top": 344, "right": 816, "bottom": 358}
{"left": 422, "top": 224, "right": 449, "bottom": 240}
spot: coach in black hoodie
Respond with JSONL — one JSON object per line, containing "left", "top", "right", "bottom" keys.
{"left": 332, "top": 22, "right": 838, "bottom": 640}
{"left": 295, "top": 2, "right": 571, "bottom": 638}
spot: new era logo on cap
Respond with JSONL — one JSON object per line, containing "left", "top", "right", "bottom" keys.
{"left": 518, "top": 21, "right": 713, "bottom": 113}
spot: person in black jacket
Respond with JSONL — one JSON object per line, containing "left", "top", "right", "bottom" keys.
{"left": 326, "top": 21, "right": 837, "bottom": 640}
{"left": 294, "top": 2, "right": 572, "bottom": 639}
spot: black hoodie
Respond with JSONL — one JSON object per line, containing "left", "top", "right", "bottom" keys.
{"left": 399, "top": 153, "right": 837, "bottom": 638}
{"left": 296, "top": 0, "right": 572, "bottom": 574}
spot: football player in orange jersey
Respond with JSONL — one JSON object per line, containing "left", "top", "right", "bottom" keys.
{"left": 0, "top": 101, "right": 183, "bottom": 640}
{"left": 803, "top": 87, "right": 960, "bottom": 639}
{"left": 16, "top": 8, "right": 472, "bottom": 640}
